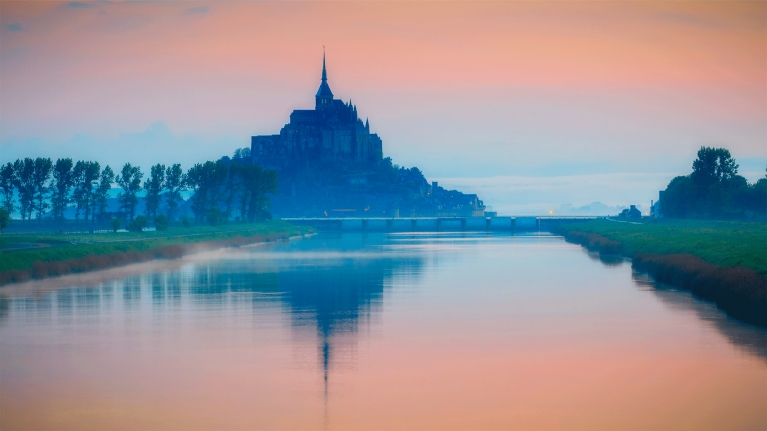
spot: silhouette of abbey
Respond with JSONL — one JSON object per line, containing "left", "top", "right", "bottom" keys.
{"left": 252, "top": 53, "right": 382, "bottom": 168}
{"left": 250, "top": 53, "right": 485, "bottom": 218}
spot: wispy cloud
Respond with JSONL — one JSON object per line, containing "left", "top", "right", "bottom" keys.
{"left": 68, "top": 2, "right": 94, "bottom": 8}
{"left": 185, "top": 6, "right": 209, "bottom": 15}
{"left": 656, "top": 12, "right": 717, "bottom": 28}
{"left": 7, "top": 23, "right": 23, "bottom": 32}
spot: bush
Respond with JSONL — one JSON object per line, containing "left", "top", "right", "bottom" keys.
{"left": 110, "top": 218, "right": 122, "bottom": 232}
{"left": 182, "top": 216, "right": 191, "bottom": 228}
{"left": 127, "top": 216, "right": 148, "bottom": 232}
{"left": 154, "top": 214, "right": 168, "bottom": 231}
{"left": 0, "top": 208, "right": 9, "bottom": 233}
{"left": 206, "top": 207, "right": 223, "bottom": 226}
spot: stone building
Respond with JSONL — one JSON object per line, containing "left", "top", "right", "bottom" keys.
{"left": 249, "top": 53, "right": 484, "bottom": 218}
{"left": 252, "top": 54, "right": 383, "bottom": 169}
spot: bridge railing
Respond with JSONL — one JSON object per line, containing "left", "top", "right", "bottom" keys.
{"left": 281, "top": 216, "right": 602, "bottom": 231}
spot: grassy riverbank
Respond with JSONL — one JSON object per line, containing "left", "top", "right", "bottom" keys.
{"left": 0, "top": 221, "right": 314, "bottom": 285}
{"left": 554, "top": 219, "right": 767, "bottom": 326}
{"left": 556, "top": 219, "right": 766, "bottom": 275}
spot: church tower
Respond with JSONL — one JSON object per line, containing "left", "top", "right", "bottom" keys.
{"left": 315, "top": 51, "right": 333, "bottom": 110}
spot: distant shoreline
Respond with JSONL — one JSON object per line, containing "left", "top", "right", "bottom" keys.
{"left": 553, "top": 219, "right": 767, "bottom": 327}
{"left": 0, "top": 221, "right": 315, "bottom": 287}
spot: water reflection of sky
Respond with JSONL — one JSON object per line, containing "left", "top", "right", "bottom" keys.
{"left": 0, "top": 232, "right": 765, "bottom": 430}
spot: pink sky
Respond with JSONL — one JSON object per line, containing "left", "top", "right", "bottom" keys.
{"left": 1, "top": 1, "right": 765, "bottom": 213}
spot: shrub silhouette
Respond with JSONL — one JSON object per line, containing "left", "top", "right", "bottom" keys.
{"left": 110, "top": 218, "right": 122, "bottom": 232}
{"left": 154, "top": 214, "right": 168, "bottom": 231}
{"left": 127, "top": 216, "right": 148, "bottom": 232}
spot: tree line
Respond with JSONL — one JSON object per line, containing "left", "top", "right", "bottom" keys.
{"left": 0, "top": 155, "right": 277, "bottom": 226}
{"left": 660, "top": 147, "right": 767, "bottom": 219}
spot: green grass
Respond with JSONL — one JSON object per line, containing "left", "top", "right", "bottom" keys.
{"left": 560, "top": 218, "right": 767, "bottom": 275}
{"left": 0, "top": 221, "right": 314, "bottom": 273}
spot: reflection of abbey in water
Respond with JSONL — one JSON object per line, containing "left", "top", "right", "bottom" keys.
{"left": 184, "top": 236, "right": 425, "bottom": 381}
{"left": 250, "top": 53, "right": 485, "bottom": 218}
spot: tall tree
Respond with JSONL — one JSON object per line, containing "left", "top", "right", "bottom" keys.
{"left": 72, "top": 161, "right": 100, "bottom": 222}
{"left": 93, "top": 166, "right": 114, "bottom": 222}
{"left": 14, "top": 158, "right": 36, "bottom": 221}
{"left": 691, "top": 147, "right": 739, "bottom": 186}
{"left": 83, "top": 162, "right": 100, "bottom": 222}
{"left": 115, "top": 163, "right": 143, "bottom": 221}
{"left": 0, "top": 162, "right": 17, "bottom": 215}
{"left": 71, "top": 162, "right": 85, "bottom": 221}
{"left": 186, "top": 162, "right": 210, "bottom": 223}
{"left": 207, "top": 161, "right": 228, "bottom": 213}
{"left": 222, "top": 162, "right": 239, "bottom": 220}
{"left": 143, "top": 163, "right": 165, "bottom": 221}
{"left": 186, "top": 161, "right": 227, "bottom": 223}
{"left": 237, "top": 164, "right": 277, "bottom": 222}
{"left": 163, "top": 164, "right": 184, "bottom": 221}
{"left": 0, "top": 207, "right": 9, "bottom": 233}
{"left": 51, "top": 158, "right": 74, "bottom": 222}
{"left": 235, "top": 164, "right": 250, "bottom": 222}
{"left": 32, "top": 158, "right": 53, "bottom": 221}
{"left": 660, "top": 147, "right": 766, "bottom": 219}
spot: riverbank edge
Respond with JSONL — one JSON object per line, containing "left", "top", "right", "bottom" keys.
{"left": 0, "top": 227, "right": 315, "bottom": 287}
{"left": 553, "top": 227, "right": 767, "bottom": 327}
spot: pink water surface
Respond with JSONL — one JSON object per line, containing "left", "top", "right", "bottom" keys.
{"left": 1, "top": 233, "right": 764, "bottom": 430}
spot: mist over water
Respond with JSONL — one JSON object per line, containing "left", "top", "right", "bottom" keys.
{"left": 1, "top": 233, "right": 765, "bottom": 430}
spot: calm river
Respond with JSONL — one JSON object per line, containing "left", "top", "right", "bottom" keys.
{"left": 1, "top": 232, "right": 765, "bottom": 430}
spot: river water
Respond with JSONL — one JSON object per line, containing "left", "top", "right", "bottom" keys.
{"left": 1, "top": 232, "right": 765, "bottom": 430}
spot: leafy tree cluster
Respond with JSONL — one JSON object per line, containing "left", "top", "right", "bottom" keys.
{"left": 185, "top": 160, "right": 277, "bottom": 224}
{"left": 660, "top": 147, "right": 767, "bottom": 219}
{"left": 0, "top": 155, "right": 278, "bottom": 227}
{"left": 0, "top": 157, "right": 115, "bottom": 222}
{"left": 232, "top": 147, "right": 251, "bottom": 160}
{"left": 112, "top": 162, "right": 187, "bottom": 225}
{"left": 397, "top": 166, "right": 429, "bottom": 194}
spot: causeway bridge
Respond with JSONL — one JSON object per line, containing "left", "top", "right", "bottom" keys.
{"left": 282, "top": 216, "right": 601, "bottom": 232}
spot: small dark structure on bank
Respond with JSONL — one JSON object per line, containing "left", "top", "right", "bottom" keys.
{"left": 619, "top": 205, "right": 642, "bottom": 219}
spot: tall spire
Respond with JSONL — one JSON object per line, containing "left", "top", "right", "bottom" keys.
{"left": 322, "top": 46, "right": 327, "bottom": 82}
{"left": 315, "top": 47, "right": 334, "bottom": 108}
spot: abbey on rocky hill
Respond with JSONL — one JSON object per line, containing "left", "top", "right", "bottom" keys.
{"left": 248, "top": 53, "right": 484, "bottom": 218}
{"left": 252, "top": 53, "right": 383, "bottom": 168}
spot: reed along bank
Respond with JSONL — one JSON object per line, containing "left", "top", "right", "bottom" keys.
{"left": 0, "top": 221, "right": 314, "bottom": 286}
{"left": 554, "top": 219, "right": 767, "bottom": 327}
